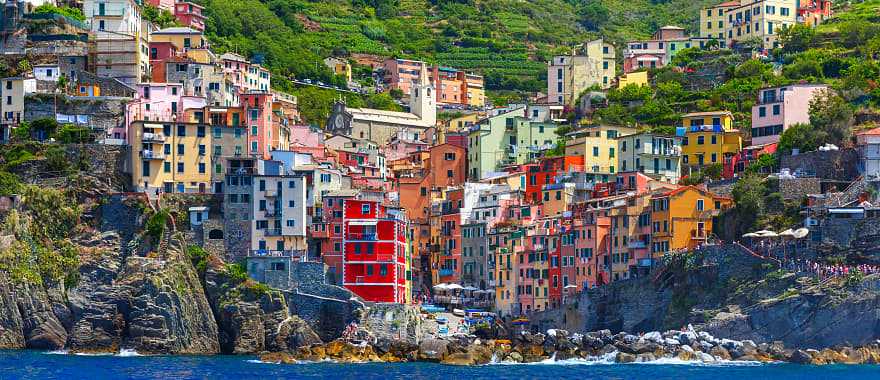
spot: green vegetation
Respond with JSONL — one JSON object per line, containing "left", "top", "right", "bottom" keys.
{"left": 187, "top": 245, "right": 210, "bottom": 274}
{"left": 32, "top": 4, "right": 86, "bottom": 22}
{"left": 145, "top": 209, "right": 170, "bottom": 243}
{"left": 224, "top": 262, "right": 248, "bottom": 283}
{"left": 0, "top": 186, "right": 83, "bottom": 286}
{"left": 778, "top": 90, "right": 855, "bottom": 154}
{"left": 198, "top": 0, "right": 720, "bottom": 114}
{"left": 142, "top": 5, "right": 180, "bottom": 29}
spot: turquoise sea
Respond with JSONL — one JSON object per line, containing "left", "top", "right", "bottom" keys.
{"left": 1, "top": 350, "right": 879, "bottom": 379}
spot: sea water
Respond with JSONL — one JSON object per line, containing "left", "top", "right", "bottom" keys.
{"left": 1, "top": 350, "right": 878, "bottom": 379}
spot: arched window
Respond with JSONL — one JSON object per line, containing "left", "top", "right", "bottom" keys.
{"left": 208, "top": 229, "right": 224, "bottom": 239}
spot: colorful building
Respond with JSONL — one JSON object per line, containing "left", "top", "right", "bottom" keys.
{"left": 679, "top": 111, "right": 742, "bottom": 171}
{"left": 547, "top": 39, "right": 616, "bottom": 105}
{"left": 650, "top": 186, "right": 732, "bottom": 254}
{"left": 751, "top": 84, "right": 827, "bottom": 145}
{"left": 341, "top": 199, "right": 410, "bottom": 304}
{"left": 616, "top": 132, "right": 683, "bottom": 183}
{"left": 565, "top": 125, "right": 638, "bottom": 182}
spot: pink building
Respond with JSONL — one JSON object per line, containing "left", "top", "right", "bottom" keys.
{"left": 174, "top": 1, "right": 206, "bottom": 31}
{"left": 145, "top": 0, "right": 175, "bottom": 11}
{"left": 119, "top": 83, "right": 207, "bottom": 141}
{"left": 751, "top": 84, "right": 827, "bottom": 145}
{"left": 289, "top": 124, "right": 324, "bottom": 148}
{"left": 382, "top": 58, "right": 424, "bottom": 96}
{"left": 240, "top": 92, "right": 274, "bottom": 159}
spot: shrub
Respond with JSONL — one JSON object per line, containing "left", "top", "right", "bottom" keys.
{"left": 45, "top": 147, "right": 70, "bottom": 174}
{"left": 225, "top": 263, "right": 248, "bottom": 283}
{"left": 186, "top": 245, "right": 209, "bottom": 274}
{"left": 0, "top": 172, "right": 21, "bottom": 196}
{"left": 145, "top": 209, "right": 169, "bottom": 243}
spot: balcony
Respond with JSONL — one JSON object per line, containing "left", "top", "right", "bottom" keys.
{"left": 140, "top": 150, "right": 165, "bottom": 160}
{"left": 264, "top": 189, "right": 278, "bottom": 197}
{"left": 348, "top": 232, "right": 377, "bottom": 241}
{"left": 439, "top": 268, "right": 455, "bottom": 277}
{"left": 142, "top": 132, "right": 166, "bottom": 142}
{"left": 264, "top": 228, "right": 283, "bottom": 237}
{"left": 248, "top": 249, "right": 306, "bottom": 258}
{"left": 627, "top": 240, "right": 648, "bottom": 249}
{"left": 227, "top": 167, "right": 256, "bottom": 175}
{"left": 264, "top": 208, "right": 281, "bottom": 217}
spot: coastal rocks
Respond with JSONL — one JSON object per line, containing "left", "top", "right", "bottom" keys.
{"left": 291, "top": 340, "right": 380, "bottom": 363}
{"left": 121, "top": 238, "right": 220, "bottom": 355}
{"left": 16, "top": 283, "right": 68, "bottom": 350}
{"left": 418, "top": 338, "right": 449, "bottom": 361}
{"left": 0, "top": 275, "right": 25, "bottom": 349}
{"left": 203, "top": 266, "right": 320, "bottom": 354}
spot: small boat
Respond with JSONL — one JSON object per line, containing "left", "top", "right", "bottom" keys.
{"left": 452, "top": 308, "right": 466, "bottom": 317}
{"left": 511, "top": 317, "right": 530, "bottom": 325}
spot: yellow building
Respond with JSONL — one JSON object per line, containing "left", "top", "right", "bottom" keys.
{"left": 699, "top": 1, "right": 741, "bottom": 42}
{"left": 465, "top": 73, "right": 485, "bottom": 108}
{"left": 439, "top": 112, "right": 480, "bottom": 143}
{"left": 540, "top": 183, "right": 575, "bottom": 217}
{"left": 565, "top": 125, "right": 637, "bottom": 181}
{"left": 681, "top": 111, "right": 735, "bottom": 131}
{"left": 617, "top": 71, "right": 649, "bottom": 88}
{"left": 324, "top": 57, "right": 352, "bottom": 83}
{"left": 150, "top": 26, "right": 208, "bottom": 51}
{"left": 129, "top": 121, "right": 213, "bottom": 193}
{"left": 699, "top": 0, "right": 799, "bottom": 49}
{"left": 650, "top": 186, "right": 732, "bottom": 255}
{"left": 680, "top": 111, "right": 741, "bottom": 169}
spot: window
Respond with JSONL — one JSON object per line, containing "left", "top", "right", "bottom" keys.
{"left": 198, "top": 163, "right": 205, "bottom": 174}
{"left": 177, "top": 125, "right": 186, "bottom": 136}
{"left": 164, "top": 144, "right": 171, "bottom": 155}
{"left": 164, "top": 162, "right": 171, "bottom": 173}
{"left": 711, "top": 135, "right": 717, "bottom": 145}
{"left": 177, "top": 144, "right": 185, "bottom": 155}
{"left": 361, "top": 204, "right": 371, "bottom": 214}
{"left": 759, "top": 106, "right": 766, "bottom": 117}
{"left": 197, "top": 125, "right": 205, "bottom": 137}
{"left": 592, "top": 147, "right": 599, "bottom": 157}
{"left": 772, "top": 104, "right": 780, "bottom": 115}
{"left": 444, "top": 152, "right": 455, "bottom": 160}
{"left": 287, "top": 220, "right": 295, "bottom": 227}
{"left": 447, "top": 169, "right": 454, "bottom": 178}
{"left": 697, "top": 199, "right": 705, "bottom": 211}
{"left": 609, "top": 147, "right": 615, "bottom": 158}
{"left": 177, "top": 163, "right": 184, "bottom": 173}
{"left": 697, "top": 136, "right": 704, "bottom": 145}
{"left": 198, "top": 145, "right": 206, "bottom": 156}
{"left": 213, "top": 127, "right": 221, "bottom": 138}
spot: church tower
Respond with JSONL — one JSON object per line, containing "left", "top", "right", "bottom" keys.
{"left": 410, "top": 64, "right": 436, "bottom": 126}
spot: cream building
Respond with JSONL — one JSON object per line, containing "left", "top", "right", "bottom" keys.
{"left": 547, "top": 39, "right": 615, "bottom": 106}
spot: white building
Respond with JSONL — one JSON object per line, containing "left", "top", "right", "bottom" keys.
{"left": 84, "top": 0, "right": 150, "bottom": 85}
{"left": 249, "top": 173, "right": 308, "bottom": 256}
{"left": 33, "top": 64, "right": 61, "bottom": 82}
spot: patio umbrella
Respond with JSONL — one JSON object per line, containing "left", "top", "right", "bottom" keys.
{"left": 742, "top": 232, "right": 759, "bottom": 238}
{"left": 433, "top": 283, "right": 448, "bottom": 290}
{"left": 793, "top": 228, "right": 809, "bottom": 239}
{"left": 462, "top": 286, "right": 478, "bottom": 291}
{"left": 778, "top": 229, "right": 796, "bottom": 260}
{"left": 446, "top": 284, "right": 463, "bottom": 290}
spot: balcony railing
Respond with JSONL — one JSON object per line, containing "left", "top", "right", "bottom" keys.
{"left": 142, "top": 132, "right": 165, "bottom": 142}
{"left": 140, "top": 150, "right": 165, "bottom": 160}
{"left": 227, "top": 167, "right": 255, "bottom": 175}
{"left": 264, "top": 208, "right": 281, "bottom": 217}
{"left": 264, "top": 228, "right": 283, "bottom": 236}
{"left": 248, "top": 249, "right": 306, "bottom": 258}
{"left": 348, "top": 232, "right": 377, "bottom": 241}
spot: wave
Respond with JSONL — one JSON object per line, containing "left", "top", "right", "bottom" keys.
{"left": 44, "top": 348, "right": 145, "bottom": 357}
{"left": 487, "top": 351, "right": 766, "bottom": 367}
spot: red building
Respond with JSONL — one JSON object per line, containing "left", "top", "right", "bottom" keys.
{"left": 342, "top": 199, "right": 410, "bottom": 304}
{"left": 722, "top": 143, "right": 777, "bottom": 179}
{"left": 316, "top": 192, "right": 356, "bottom": 283}
{"left": 240, "top": 92, "right": 274, "bottom": 159}
{"left": 174, "top": 1, "right": 207, "bottom": 31}
{"left": 524, "top": 156, "right": 585, "bottom": 203}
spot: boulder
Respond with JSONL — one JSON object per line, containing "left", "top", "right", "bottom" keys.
{"left": 635, "top": 353, "right": 657, "bottom": 362}
{"left": 709, "top": 346, "right": 732, "bottom": 361}
{"left": 788, "top": 349, "right": 813, "bottom": 364}
{"left": 615, "top": 352, "right": 636, "bottom": 363}
{"left": 418, "top": 338, "right": 449, "bottom": 361}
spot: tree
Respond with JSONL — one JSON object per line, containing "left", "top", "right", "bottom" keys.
{"left": 778, "top": 123, "right": 823, "bottom": 154}
{"left": 778, "top": 24, "right": 816, "bottom": 54}
{"left": 0, "top": 172, "right": 21, "bottom": 196}
{"left": 809, "top": 89, "right": 854, "bottom": 146}
{"left": 728, "top": 174, "right": 767, "bottom": 236}
{"left": 577, "top": 0, "right": 609, "bottom": 31}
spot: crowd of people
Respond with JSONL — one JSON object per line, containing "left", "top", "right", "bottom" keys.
{"left": 783, "top": 258, "right": 880, "bottom": 280}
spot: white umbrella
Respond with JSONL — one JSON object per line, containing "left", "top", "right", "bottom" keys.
{"left": 755, "top": 230, "right": 778, "bottom": 237}
{"left": 462, "top": 286, "right": 478, "bottom": 291}
{"left": 742, "top": 232, "right": 759, "bottom": 238}
{"left": 433, "top": 283, "right": 448, "bottom": 289}
{"left": 564, "top": 284, "right": 578, "bottom": 288}
{"left": 778, "top": 229, "right": 796, "bottom": 238}
{"left": 793, "top": 228, "right": 810, "bottom": 239}
{"left": 446, "top": 284, "right": 463, "bottom": 290}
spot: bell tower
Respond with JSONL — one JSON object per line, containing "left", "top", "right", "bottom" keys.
{"left": 409, "top": 64, "right": 436, "bottom": 126}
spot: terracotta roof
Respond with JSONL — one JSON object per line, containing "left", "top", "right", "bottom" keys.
{"left": 714, "top": 0, "right": 741, "bottom": 7}
{"left": 856, "top": 127, "right": 880, "bottom": 136}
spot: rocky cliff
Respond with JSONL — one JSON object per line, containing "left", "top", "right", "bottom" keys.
{"left": 0, "top": 194, "right": 323, "bottom": 355}
{"left": 529, "top": 245, "right": 880, "bottom": 349}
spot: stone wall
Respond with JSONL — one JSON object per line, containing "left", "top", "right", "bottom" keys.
{"left": 199, "top": 219, "right": 226, "bottom": 258}
{"left": 707, "top": 178, "right": 737, "bottom": 197}
{"left": 8, "top": 144, "right": 129, "bottom": 192}
{"left": 286, "top": 290, "right": 363, "bottom": 342}
{"left": 361, "top": 303, "right": 423, "bottom": 344}
{"left": 779, "top": 177, "right": 822, "bottom": 200}
{"left": 780, "top": 148, "right": 860, "bottom": 181}
{"left": 24, "top": 93, "right": 129, "bottom": 134}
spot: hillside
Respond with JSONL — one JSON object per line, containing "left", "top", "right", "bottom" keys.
{"left": 198, "top": 0, "right": 720, "bottom": 96}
